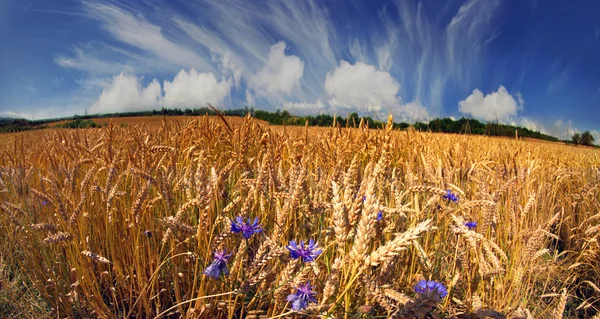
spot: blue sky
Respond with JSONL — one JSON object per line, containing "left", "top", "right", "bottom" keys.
{"left": 0, "top": 0, "right": 599, "bottom": 140}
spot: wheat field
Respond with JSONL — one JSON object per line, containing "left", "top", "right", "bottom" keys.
{"left": 0, "top": 115, "right": 599, "bottom": 318}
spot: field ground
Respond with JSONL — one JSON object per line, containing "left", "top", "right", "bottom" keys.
{"left": 0, "top": 115, "right": 599, "bottom": 318}
{"left": 35, "top": 115, "right": 270, "bottom": 128}
{"left": 37, "top": 114, "right": 596, "bottom": 149}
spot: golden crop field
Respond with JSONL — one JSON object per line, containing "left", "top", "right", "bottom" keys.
{"left": 0, "top": 115, "right": 599, "bottom": 318}
{"left": 33, "top": 115, "right": 269, "bottom": 129}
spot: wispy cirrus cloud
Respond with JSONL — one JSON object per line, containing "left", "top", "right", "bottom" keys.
{"left": 370, "top": 0, "right": 502, "bottom": 116}
{"left": 1, "top": 0, "right": 598, "bottom": 137}
{"left": 53, "top": 0, "right": 507, "bottom": 123}
{"left": 82, "top": 1, "right": 215, "bottom": 73}
{"left": 55, "top": 44, "right": 133, "bottom": 75}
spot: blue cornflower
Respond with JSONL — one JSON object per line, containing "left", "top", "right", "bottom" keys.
{"left": 464, "top": 221, "right": 477, "bottom": 230}
{"left": 42, "top": 200, "right": 48, "bottom": 205}
{"left": 286, "top": 281, "right": 317, "bottom": 311}
{"left": 414, "top": 280, "right": 448, "bottom": 298}
{"left": 442, "top": 190, "right": 458, "bottom": 202}
{"left": 203, "top": 249, "right": 231, "bottom": 279}
{"left": 362, "top": 195, "right": 367, "bottom": 202}
{"left": 377, "top": 211, "right": 383, "bottom": 221}
{"left": 286, "top": 239, "right": 322, "bottom": 263}
{"left": 231, "top": 216, "right": 262, "bottom": 239}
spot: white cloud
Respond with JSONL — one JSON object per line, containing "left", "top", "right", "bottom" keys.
{"left": 213, "top": 52, "right": 243, "bottom": 88}
{"left": 83, "top": 2, "right": 213, "bottom": 72}
{"left": 547, "top": 120, "right": 598, "bottom": 144}
{"left": 323, "top": 60, "right": 429, "bottom": 122}
{"left": 376, "top": 46, "right": 393, "bottom": 72}
{"left": 518, "top": 117, "right": 546, "bottom": 133}
{"left": 282, "top": 99, "right": 327, "bottom": 115}
{"left": 90, "top": 73, "right": 162, "bottom": 114}
{"left": 458, "top": 86, "right": 524, "bottom": 123}
{"left": 591, "top": 130, "right": 600, "bottom": 145}
{"left": 446, "top": 0, "right": 501, "bottom": 84}
{"left": 325, "top": 60, "right": 400, "bottom": 112}
{"left": 349, "top": 39, "right": 367, "bottom": 62}
{"left": 394, "top": 100, "right": 430, "bottom": 123}
{"left": 89, "top": 68, "right": 233, "bottom": 114}
{"left": 24, "top": 0, "right": 509, "bottom": 121}
{"left": 162, "top": 69, "right": 232, "bottom": 108}
{"left": 248, "top": 41, "right": 304, "bottom": 97}
{"left": 76, "top": 77, "right": 113, "bottom": 91}
{"left": 55, "top": 47, "right": 131, "bottom": 75}
{"left": 173, "top": 0, "right": 337, "bottom": 100}
{"left": 549, "top": 119, "right": 575, "bottom": 140}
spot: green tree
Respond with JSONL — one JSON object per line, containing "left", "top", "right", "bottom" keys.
{"left": 572, "top": 133, "right": 582, "bottom": 145}
{"left": 581, "top": 131, "right": 595, "bottom": 146}
{"left": 281, "top": 110, "right": 290, "bottom": 124}
{"left": 348, "top": 112, "right": 359, "bottom": 127}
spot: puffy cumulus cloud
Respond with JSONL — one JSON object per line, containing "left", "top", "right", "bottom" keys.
{"left": 212, "top": 52, "right": 243, "bottom": 88}
{"left": 162, "top": 68, "right": 232, "bottom": 108}
{"left": 90, "top": 68, "right": 233, "bottom": 114}
{"left": 90, "top": 73, "right": 162, "bottom": 114}
{"left": 518, "top": 117, "right": 546, "bottom": 133}
{"left": 592, "top": 130, "right": 600, "bottom": 145}
{"left": 323, "top": 60, "right": 430, "bottom": 122}
{"left": 548, "top": 120, "right": 599, "bottom": 144}
{"left": 282, "top": 99, "right": 327, "bottom": 115}
{"left": 549, "top": 119, "right": 576, "bottom": 140}
{"left": 393, "top": 100, "right": 430, "bottom": 123}
{"left": 248, "top": 41, "right": 304, "bottom": 97}
{"left": 525, "top": 119, "right": 600, "bottom": 144}
{"left": 325, "top": 60, "right": 400, "bottom": 112}
{"left": 458, "top": 86, "right": 524, "bottom": 123}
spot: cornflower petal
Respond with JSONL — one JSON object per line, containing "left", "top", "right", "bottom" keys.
{"left": 443, "top": 190, "right": 458, "bottom": 202}
{"left": 231, "top": 216, "right": 262, "bottom": 239}
{"left": 203, "top": 249, "right": 231, "bottom": 279}
{"left": 286, "top": 281, "right": 317, "bottom": 311}
{"left": 414, "top": 280, "right": 448, "bottom": 298}
{"left": 464, "top": 221, "right": 477, "bottom": 229}
{"left": 287, "top": 239, "right": 322, "bottom": 263}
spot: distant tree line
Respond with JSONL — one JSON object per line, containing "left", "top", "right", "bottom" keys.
{"left": 571, "top": 131, "right": 595, "bottom": 146}
{"left": 57, "top": 118, "right": 103, "bottom": 129}
{"left": 0, "top": 118, "right": 46, "bottom": 133}
{"left": 0, "top": 107, "right": 591, "bottom": 145}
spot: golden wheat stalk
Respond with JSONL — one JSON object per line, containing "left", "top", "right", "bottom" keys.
{"left": 81, "top": 250, "right": 111, "bottom": 264}
{"left": 367, "top": 219, "right": 433, "bottom": 267}
{"left": 43, "top": 232, "right": 73, "bottom": 244}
